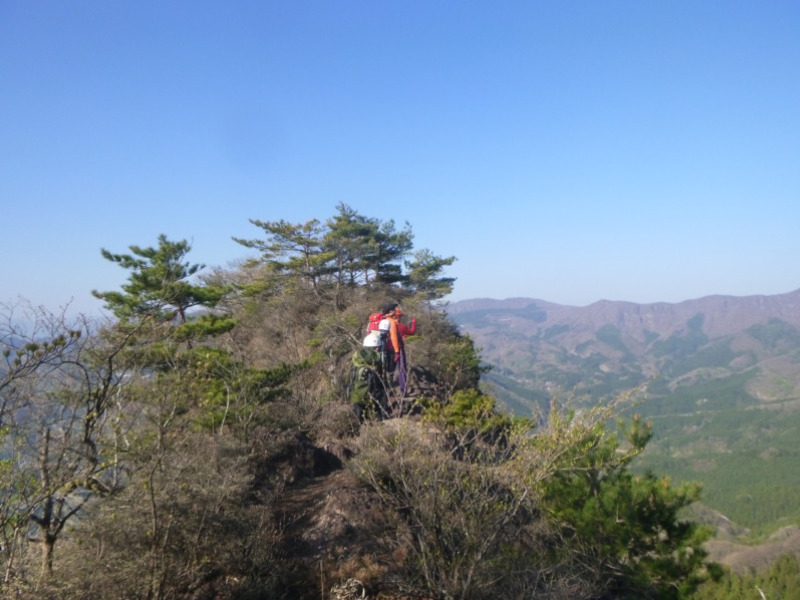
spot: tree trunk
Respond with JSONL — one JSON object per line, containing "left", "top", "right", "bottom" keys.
{"left": 40, "top": 533, "right": 55, "bottom": 578}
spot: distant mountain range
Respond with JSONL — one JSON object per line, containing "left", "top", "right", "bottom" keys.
{"left": 449, "top": 289, "right": 800, "bottom": 413}
{"left": 448, "top": 289, "right": 800, "bottom": 539}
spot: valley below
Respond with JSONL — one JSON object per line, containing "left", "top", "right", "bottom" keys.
{"left": 449, "top": 288, "right": 800, "bottom": 571}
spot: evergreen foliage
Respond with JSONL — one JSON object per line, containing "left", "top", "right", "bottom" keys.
{"left": 232, "top": 217, "right": 332, "bottom": 295}
{"left": 93, "top": 234, "right": 231, "bottom": 328}
{"left": 404, "top": 248, "right": 458, "bottom": 300}
{"left": 539, "top": 411, "right": 711, "bottom": 599}
{"left": 692, "top": 552, "right": 800, "bottom": 600}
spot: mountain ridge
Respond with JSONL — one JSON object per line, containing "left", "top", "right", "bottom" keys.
{"left": 448, "top": 287, "right": 800, "bottom": 405}
{"left": 450, "top": 288, "right": 800, "bottom": 337}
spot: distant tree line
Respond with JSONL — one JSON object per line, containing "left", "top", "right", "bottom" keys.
{"left": 691, "top": 552, "right": 800, "bottom": 600}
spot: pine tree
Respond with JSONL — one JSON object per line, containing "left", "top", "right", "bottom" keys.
{"left": 233, "top": 217, "right": 335, "bottom": 298}
{"left": 538, "top": 412, "right": 712, "bottom": 599}
{"left": 404, "top": 248, "right": 457, "bottom": 300}
{"left": 93, "top": 235, "right": 227, "bottom": 322}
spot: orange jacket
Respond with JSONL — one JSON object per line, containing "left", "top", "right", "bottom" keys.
{"left": 386, "top": 316, "right": 401, "bottom": 353}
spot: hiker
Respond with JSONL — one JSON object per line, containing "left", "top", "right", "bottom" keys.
{"left": 363, "top": 326, "right": 382, "bottom": 349}
{"left": 363, "top": 305, "right": 414, "bottom": 348}
{"left": 394, "top": 306, "right": 416, "bottom": 339}
{"left": 378, "top": 303, "right": 412, "bottom": 395}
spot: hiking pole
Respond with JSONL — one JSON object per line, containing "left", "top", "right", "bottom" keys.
{"left": 397, "top": 346, "right": 412, "bottom": 416}
{"left": 375, "top": 370, "right": 394, "bottom": 420}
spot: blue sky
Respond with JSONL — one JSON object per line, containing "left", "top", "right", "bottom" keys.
{"left": 2, "top": 1, "right": 798, "bottom": 316}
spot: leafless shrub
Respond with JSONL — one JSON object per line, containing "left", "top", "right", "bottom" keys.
{"left": 349, "top": 420, "right": 572, "bottom": 600}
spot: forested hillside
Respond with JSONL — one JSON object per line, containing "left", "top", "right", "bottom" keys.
{"left": 1, "top": 205, "right": 721, "bottom": 599}
{"left": 449, "top": 293, "right": 800, "bottom": 579}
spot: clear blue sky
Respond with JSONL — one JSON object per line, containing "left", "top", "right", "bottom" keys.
{"left": 2, "top": 1, "right": 798, "bottom": 316}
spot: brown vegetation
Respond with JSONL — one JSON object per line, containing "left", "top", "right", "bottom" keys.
{"left": 0, "top": 208, "right": 719, "bottom": 599}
